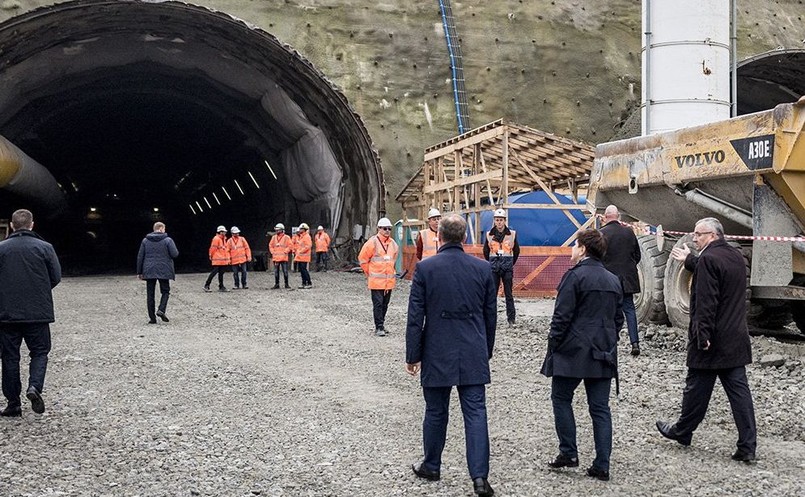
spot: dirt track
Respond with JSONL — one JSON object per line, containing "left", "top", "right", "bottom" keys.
{"left": 0, "top": 271, "right": 803, "bottom": 496}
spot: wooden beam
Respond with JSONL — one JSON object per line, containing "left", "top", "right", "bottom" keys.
{"left": 422, "top": 170, "right": 504, "bottom": 193}
{"left": 424, "top": 126, "right": 506, "bottom": 161}
{"left": 512, "top": 150, "right": 583, "bottom": 229}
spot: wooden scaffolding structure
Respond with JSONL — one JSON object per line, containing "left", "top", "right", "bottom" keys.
{"left": 396, "top": 119, "right": 596, "bottom": 246}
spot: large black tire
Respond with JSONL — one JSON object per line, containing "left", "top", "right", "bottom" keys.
{"left": 635, "top": 234, "right": 670, "bottom": 324}
{"left": 663, "top": 235, "right": 697, "bottom": 329}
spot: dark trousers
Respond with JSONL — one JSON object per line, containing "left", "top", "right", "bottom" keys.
{"left": 492, "top": 270, "right": 515, "bottom": 322}
{"left": 371, "top": 289, "right": 392, "bottom": 329}
{"left": 298, "top": 262, "right": 311, "bottom": 286}
{"left": 551, "top": 376, "right": 612, "bottom": 472}
{"left": 623, "top": 293, "right": 639, "bottom": 344}
{"left": 205, "top": 266, "right": 228, "bottom": 289}
{"left": 232, "top": 262, "right": 248, "bottom": 288}
{"left": 421, "top": 384, "right": 490, "bottom": 479}
{"left": 675, "top": 366, "right": 757, "bottom": 454}
{"left": 0, "top": 323, "right": 51, "bottom": 407}
{"left": 315, "top": 252, "right": 329, "bottom": 271}
{"left": 146, "top": 279, "right": 170, "bottom": 321}
{"left": 274, "top": 261, "right": 289, "bottom": 286}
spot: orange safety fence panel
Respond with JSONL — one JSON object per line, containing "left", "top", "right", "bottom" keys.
{"left": 401, "top": 245, "right": 573, "bottom": 298}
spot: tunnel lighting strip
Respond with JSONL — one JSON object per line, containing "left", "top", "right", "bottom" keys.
{"left": 222, "top": 186, "right": 232, "bottom": 200}
{"left": 248, "top": 171, "right": 260, "bottom": 188}
{"left": 204, "top": 197, "right": 212, "bottom": 209}
{"left": 212, "top": 192, "right": 221, "bottom": 205}
{"left": 189, "top": 204, "right": 196, "bottom": 215}
{"left": 195, "top": 201, "right": 203, "bottom": 212}
{"left": 264, "top": 160, "right": 277, "bottom": 180}
{"left": 234, "top": 179, "right": 245, "bottom": 195}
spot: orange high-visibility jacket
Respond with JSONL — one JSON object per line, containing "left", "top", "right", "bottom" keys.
{"left": 358, "top": 234, "right": 399, "bottom": 290}
{"left": 420, "top": 229, "right": 440, "bottom": 259}
{"left": 295, "top": 232, "right": 312, "bottom": 263}
{"left": 209, "top": 233, "right": 230, "bottom": 266}
{"left": 227, "top": 235, "right": 252, "bottom": 265}
{"left": 269, "top": 233, "right": 292, "bottom": 262}
{"left": 315, "top": 231, "right": 331, "bottom": 253}
{"left": 487, "top": 230, "right": 516, "bottom": 256}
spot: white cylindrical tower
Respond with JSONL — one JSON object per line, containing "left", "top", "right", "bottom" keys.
{"left": 642, "top": 0, "right": 731, "bottom": 135}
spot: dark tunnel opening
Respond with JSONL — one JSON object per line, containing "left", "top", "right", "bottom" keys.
{"left": 0, "top": 0, "right": 383, "bottom": 275}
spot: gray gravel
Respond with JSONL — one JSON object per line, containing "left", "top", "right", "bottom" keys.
{"left": 0, "top": 272, "right": 803, "bottom": 496}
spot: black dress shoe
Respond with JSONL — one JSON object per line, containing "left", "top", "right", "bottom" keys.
{"left": 473, "top": 477, "right": 494, "bottom": 496}
{"left": 656, "top": 420, "right": 692, "bottom": 446}
{"left": 630, "top": 343, "right": 641, "bottom": 356}
{"left": 156, "top": 310, "right": 169, "bottom": 322}
{"left": 271, "top": 285, "right": 280, "bottom": 289}
{"left": 547, "top": 453, "right": 579, "bottom": 468}
{"left": 0, "top": 405, "right": 21, "bottom": 417}
{"left": 411, "top": 461, "right": 440, "bottom": 481}
{"left": 148, "top": 320, "right": 157, "bottom": 324}
{"left": 26, "top": 385, "right": 45, "bottom": 414}
{"left": 731, "top": 450, "right": 756, "bottom": 463}
{"left": 586, "top": 467, "right": 610, "bottom": 481}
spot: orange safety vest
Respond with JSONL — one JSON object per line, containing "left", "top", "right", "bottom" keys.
{"left": 359, "top": 234, "right": 399, "bottom": 290}
{"left": 227, "top": 235, "right": 252, "bottom": 265}
{"left": 269, "top": 233, "right": 292, "bottom": 262}
{"left": 315, "top": 232, "right": 331, "bottom": 253}
{"left": 209, "top": 233, "right": 230, "bottom": 266}
{"left": 420, "top": 228, "right": 439, "bottom": 259}
{"left": 487, "top": 229, "right": 516, "bottom": 257}
{"left": 295, "top": 232, "right": 312, "bottom": 262}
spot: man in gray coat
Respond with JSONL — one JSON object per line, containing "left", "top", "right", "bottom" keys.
{"left": 0, "top": 209, "right": 61, "bottom": 416}
{"left": 137, "top": 222, "right": 179, "bottom": 324}
{"left": 406, "top": 214, "right": 497, "bottom": 497}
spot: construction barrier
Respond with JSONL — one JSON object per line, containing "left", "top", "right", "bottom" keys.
{"left": 401, "top": 245, "right": 573, "bottom": 298}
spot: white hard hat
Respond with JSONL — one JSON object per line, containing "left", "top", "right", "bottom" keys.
{"left": 274, "top": 223, "right": 285, "bottom": 231}
{"left": 377, "top": 217, "right": 393, "bottom": 228}
{"left": 427, "top": 208, "right": 441, "bottom": 219}
{"left": 317, "top": 225, "right": 324, "bottom": 230}
{"left": 230, "top": 226, "right": 240, "bottom": 234}
{"left": 216, "top": 225, "right": 227, "bottom": 232}
{"left": 493, "top": 208, "right": 507, "bottom": 218}
{"left": 299, "top": 223, "right": 309, "bottom": 230}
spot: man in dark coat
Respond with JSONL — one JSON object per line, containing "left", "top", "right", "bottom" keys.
{"left": 137, "top": 222, "right": 179, "bottom": 324}
{"left": 541, "top": 229, "right": 623, "bottom": 481}
{"left": 406, "top": 214, "right": 497, "bottom": 497}
{"left": 600, "top": 205, "right": 642, "bottom": 356}
{"left": 656, "top": 217, "right": 757, "bottom": 462}
{"left": 0, "top": 209, "right": 61, "bottom": 416}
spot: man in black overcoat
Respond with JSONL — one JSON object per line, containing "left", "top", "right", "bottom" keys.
{"left": 137, "top": 222, "right": 179, "bottom": 324}
{"left": 656, "top": 217, "right": 757, "bottom": 462}
{"left": 600, "top": 205, "right": 642, "bottom": 355}
{"left": 406, "top": 214, "right": 497, "bottom": 497}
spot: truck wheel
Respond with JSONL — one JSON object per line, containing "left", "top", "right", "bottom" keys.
{"left": 635, "top": 234, "right": 670, "bottom": 324}
{"left": 664, "top": 235, "right": 697, "bottom": 329}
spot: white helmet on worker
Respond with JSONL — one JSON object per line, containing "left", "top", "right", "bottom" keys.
{"left": 230, "top": 226, "right": 240, "bottom": 234}
{"left": 427, "top": 208, "right": 441, "bottom": 219}
{"left": 274, "top": 223, "right": 285, "bottom": 231}
{"left": 317, "top": 225, "right": 324, "bottom": 231}
{"left": 216, "top": 225, "right": 227, "bottom": 233}
{"left": 299, "top": 223, "right": 309, "bottom": 230}
{"left": 493, "top": 208, "right": 507, "bottom": 218}
{"left": 377, "top": 217, "right": 393, "bottom": 228}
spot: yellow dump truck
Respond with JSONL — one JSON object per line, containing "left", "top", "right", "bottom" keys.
{"left": 590, "top": 97, "right": 805, "bottom": 332}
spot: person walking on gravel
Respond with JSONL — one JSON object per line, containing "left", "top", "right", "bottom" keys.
{"left": 541, "top": 229, "right": 623, "bottom": 482}
{"left": 600, "top": 205, "right": 642, "bottom": 356}
{"left": 406, "top": 214, "right": 497, "bottom": 497}
{"left": 0, "top": 209, "right": 61, "bottom": 416}
{"left": 136, "top": 222, "right": 179, "bottom": 324}
{"left": 656, "top": 217, "right": 757, "bottom": 463}
{"left": 294, "top": 223, "right": 313, "bottom": 289}
{"left": 358, "top": 217, "right": 398, "bottom": 336}
{"left": 483, "top": 208, "right": 519, "bottom": 326}
{"left": 314, "top": 225, "right": 331, "bottom": 271}
{"left": 227, "top": 226, "right": 252, "bottom": 290}
{"left": 204, "top": 225, "right": 230, "bottom": 292}
{"left": 268, "top": 223, "right": 292, "bottom": 289}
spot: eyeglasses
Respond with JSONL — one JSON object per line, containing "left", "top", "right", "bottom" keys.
{"left": 692, "top": 231, "right": 714, "bottom": 237}
{"left": 379, "top": 227, "right": 391, "bottom": 231}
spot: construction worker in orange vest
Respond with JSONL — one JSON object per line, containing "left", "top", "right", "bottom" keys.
{"left": 227, "top": 226, "right": 252, "bottom": 290}
{"left": 204, "top": 225, "right": 230, "bottom": 292}
{"left": 359, "top": 217, "right": 399, "bottom": 336}
{"left": 416, "top": 208, "right": 442, "bottom": 260}
{"left": 269, "top": 223, "right": 292, "bottom": 289}
{"left": 483, "top": 209, "right": 520, "bottom": 325}
{"left": 295, "top": 223, "right": 313, "bottom": 289}
{"left": 314, "top": 225, "right": 331, "bottom": 272}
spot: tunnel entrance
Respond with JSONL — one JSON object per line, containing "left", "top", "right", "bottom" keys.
{"left": 0, "top": 0, "right": 383, "bottom": 274}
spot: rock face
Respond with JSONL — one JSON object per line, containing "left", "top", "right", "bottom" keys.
{"left": 1, "top": 0, "right": 802, "bottom": 217}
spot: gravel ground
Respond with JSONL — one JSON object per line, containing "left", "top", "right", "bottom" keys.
{"left": 0, "top": 271, "right": 803, "bottom": 496}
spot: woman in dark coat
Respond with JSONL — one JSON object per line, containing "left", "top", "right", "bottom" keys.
{"left": 540, "top": 229, "right": 623, "bottom": 481}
